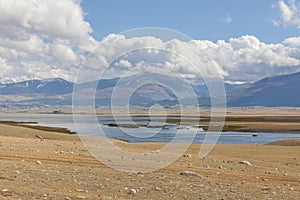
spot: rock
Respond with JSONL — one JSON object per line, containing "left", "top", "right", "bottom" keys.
{"left": 1, "top": 189, "right": 10, "bottom": 197}
{"left": 76, "top": 196, "right": 86, "bottom": 199}
{"left": 65, "top": 197, "right": 72, "bottom": 200}
{"left": 239, "top": 160, "right": 252, "bottom": 166}
{"left": 128, "top": 189, "right": 137, "bottom": 195}
{"left": 36, "top": 160, "right": 42, "bottom": 165}
{"left": 180, "top": 171, "right": 203, "bottom": 178}
{"left": 155, "top": 187, "right": 162, "bottom": 191}
{"left": 183, "top": 154, "right": 192, "bottom": 158}
{"left": 151, "top": 150, "right": 160, "bottom": 153}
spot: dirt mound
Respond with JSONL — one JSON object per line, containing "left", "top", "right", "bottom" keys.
{"left": 267, "top": 139, "right": 300, "bottom": 146}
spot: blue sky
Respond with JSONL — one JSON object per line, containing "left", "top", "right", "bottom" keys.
{"left": 81, "top": 0, "right": 299, "bottom": 43}
{"left": 0, "top": 0, "right": 299, "bottom": 83}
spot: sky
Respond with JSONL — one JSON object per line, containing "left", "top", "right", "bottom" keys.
{"left": 81, "top": 0, "right": 299, "bottom": 43}
{"left": 0, "top": 0, "right": 300, "bottom": 83}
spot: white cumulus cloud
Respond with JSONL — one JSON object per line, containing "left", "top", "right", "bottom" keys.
{"left": 275, "top": 0, "right": 300, "bottom": 29}
{"left": 0, "top": 0, "right": 97, "bottom": 83}
{"left": 79, "top": 34, "right": 300, "bottom": 83}
{"left": 283, "top": 36, "right": 300, "bottom": 46}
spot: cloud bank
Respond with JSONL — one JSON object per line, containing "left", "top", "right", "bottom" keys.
{"left": 0, "top": 0, "right": 299, "bottom": 84}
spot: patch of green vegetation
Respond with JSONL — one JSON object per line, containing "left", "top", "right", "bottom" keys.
{"left": 0, "top": 120, "right": 76, "bottom": 134}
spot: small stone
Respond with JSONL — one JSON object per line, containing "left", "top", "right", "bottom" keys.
{"left": 65, "top": 197, "right": 72, "bottom": 200}
{"left": 76, "top": 196, "right": 86, "bottom": 199}
{"left": 36, "top": 160, "right": 42, "bottom": 165}
{"left": 183, "top": 154, "right": 192, "bottom": 158}
{"left": 239, "top": 160, "right": 252, "bottom": 166}
{"left": 1, "top": 189, "right": 10, "bottom": 197}
{"left": 262, "top": 178, "right": 268, "bottom": 181}
{"left": 128, "top": 189, "right": 137, "bottom": 195}
{"left": 155, "top": 187, "right": 162, "bottom": 191}
{"left": 262, "top": 187, "right": 271, "bottom": 191}
{"left": 151, "top": 150, "right": 160, "bottom": 153}
{"left": 180, "top": 171, "right": 203, "bottom": 178}
{"left": 271, "top": 192, "right": 277, "bottom": 195}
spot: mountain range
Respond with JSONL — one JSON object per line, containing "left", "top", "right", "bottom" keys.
{"left": 0, "top": 71, "right": 299, "bottom": 107}
{"left": 227, "top": 71, "right": 300, "bottom": 107}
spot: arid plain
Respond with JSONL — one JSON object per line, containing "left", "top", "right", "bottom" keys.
{"left": 0, "top": 107, "right": 299, "bottom": 199}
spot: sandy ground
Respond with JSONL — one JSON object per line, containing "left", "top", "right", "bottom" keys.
{"left": 0, "top": 123, "right": 299, "bottom": 200}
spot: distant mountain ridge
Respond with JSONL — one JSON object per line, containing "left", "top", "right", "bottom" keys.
{"left": 228, "top": 71, "right": 300, "bottom": 107}
{"left": 0, "top": 71, "right": 299, "bottom": 107}
{"left": 0, "top": 78, "right": 73, "bottom": 96}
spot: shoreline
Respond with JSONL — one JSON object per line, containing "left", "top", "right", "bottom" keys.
{"left": 0, "top": 119, "right": 299, "bottom": 146}
{"left": 1, "top": 107, "right": 300, "bottom": 133}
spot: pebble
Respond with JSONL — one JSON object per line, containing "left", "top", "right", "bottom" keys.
{"left": 239, "top": 160, "right": 252, "bottom": 166}
{"left": 151, "top": 150, "right": 160, "bottom": 153}
{"left": 183, "top": 154, "right": 192, "bottom": 158}
{"left": 36, "top": 160, "right": 42, "bottom": 165}
{"left": 128, "top": 189, "right": 137, "bottom": 195}
{"left": 1, "top": 189, "right": 10, "bottom": 197}
{"left": 76, "top": 196, "right": 86, "bottom": 199}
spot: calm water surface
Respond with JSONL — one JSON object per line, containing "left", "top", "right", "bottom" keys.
{"left": 0, "top": 113, "right": 299, "bottom": 144}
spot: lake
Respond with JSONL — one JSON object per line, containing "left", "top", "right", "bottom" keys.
{"left": 0, "top": 113, "right": 299, "bottom": 144}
